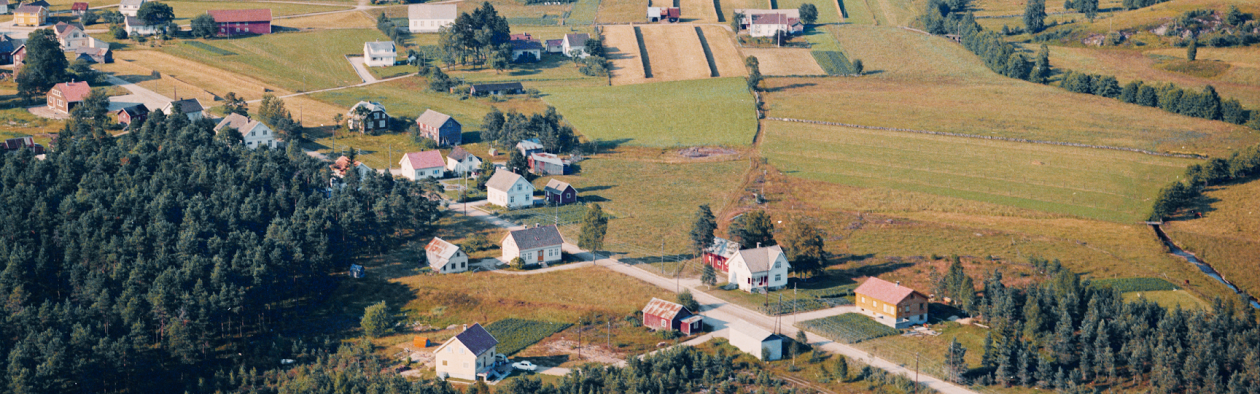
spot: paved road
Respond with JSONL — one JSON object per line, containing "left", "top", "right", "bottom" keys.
{"left": 106, "top": 75, "right": 173, "bottom": 112}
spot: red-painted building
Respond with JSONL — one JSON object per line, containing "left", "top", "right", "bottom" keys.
{"left": 642, "top": 298, "right": 703, "bottom": 335}
{"left": 703, "top": 236, "right": 740, "bottom": 272}
{"left": 543, "top": 179, "right": 577, "bottom": 205}
{"left": 207, "top": 9, "right": 272, "bottom": 37}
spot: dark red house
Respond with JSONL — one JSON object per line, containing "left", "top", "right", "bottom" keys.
{"left": 208, "top": 9, "right": 272, "bottom": 37}
{"left": 642, "top": 298, "right": 703, "bottom": 335}
{"left": 543, "top": 179, "right": 577, "bottom": 205}
{"left": 703, "top": 236, "right": 740, "bottom": 272}
{"left": 115, "top": 104, "right": 148, "bottom": 126}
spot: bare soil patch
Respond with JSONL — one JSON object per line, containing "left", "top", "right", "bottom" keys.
{"left": 678, "top": 146, "right": 737, "bottom": 158}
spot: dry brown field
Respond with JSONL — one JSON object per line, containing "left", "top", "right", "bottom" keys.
{"left": 740, "top": 48, "right": 824, "bottom": 75}
{"left": 698, "top": 25, "right": 749, "bottom": 77}
{"left": 602, "top": 25, "right": 648, "bottom": 85}
{"left": 275, "top": 10, "right": 375, "bottom": 29}
{"left": 638, "top": 24, "right": 712, "bottom": 82}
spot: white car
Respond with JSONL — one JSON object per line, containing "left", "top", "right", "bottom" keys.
{"left": 512, "top": 361, "right": 537, "bottom": 371}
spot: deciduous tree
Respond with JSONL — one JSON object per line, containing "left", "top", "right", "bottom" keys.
{"left": 730, "top": 210, "right": 775, "bottom": 248}
{"left": 578, "top": 203, "right": 608, "bottom": 256}
{"left": 781, "top": 218, "right": 825, "bottom": 277}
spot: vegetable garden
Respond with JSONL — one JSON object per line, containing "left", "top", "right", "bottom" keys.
{"left": 485, "top": 318, "right": 573, "bottom": 355}
{"left": 797, "top": 313, "right": 899, "bottom": 343}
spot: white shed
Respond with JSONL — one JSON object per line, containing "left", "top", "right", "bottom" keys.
{"left": 425, "top": 237, "right": 469, "bottom": 274}
{"left": 728, "top": 320, "right": 782, "bottom": 361}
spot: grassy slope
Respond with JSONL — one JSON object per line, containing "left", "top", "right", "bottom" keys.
{"left": 761, "top": 25, "right": 1259, "bottom": 157}
{"left": 1163, "top": 177, "right": 1260, "bottom": 300}
{"left": 162, "top": 29, "right": 388, "bottom": 92}
{"left": 1041, "top": 45, "right": 1260, "bottom": 108}
{"left": 543, "top": 77, "right": 757, "bottom": 147}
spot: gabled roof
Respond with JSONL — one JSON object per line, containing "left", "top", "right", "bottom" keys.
{"left": 0, "top": 36, "right": 17, "bottom": 54}
{"left": 449, "top": 323, "right": 498, "bottom": 356}
{"left": 124, "top": 16, "right": 147, "bottom": 27}
{"left": 544, "top": 179, "right": 573, "bottom": 195}
{"left": 511, "top": 38, "right": 543, "bottom": 51}
{"left": 666, "top": 8, "right": 680, "bottom": 18}
{"left": 330, "top": 156, "right": 366, "bottom": 176}
{"left": 509, "top": 33, "right": 533, "bottom": 41}
{"left": 531, "top": 152, "right": 567, "bottom": 166}
{"left": 117, "top": 103, "right": 148, "bottom": 117}
{"left": 207, "top": 9, "right": 272, "bottom": 23}
{"left": 854, "top": 277, "right": 922, "bottom": 305}
{"left": 75, "top": 46, "right": 110, "bottom": 56}
{"left": 425, "top": 237, "right": 461, "bottom": 267}
{"left": 447, "top": 146, "right": 474, "bottom": 161}
{"left": 348, "top": 101, "right": 386, "bottom": 116}
{"left": 485, "top": 170, "right": 528, "bottom": 192}
{"left": 751, "top": 13, "right": 792, "bottom": 25}
{"left": 516, "top": 138, "right": 543, "bottom": 151}
{"left": 21, "top": 0, "right": 50, "bottom": 7}
{"left": 415, "top": 109, "right": 454, "bottom": 129}
{"left": 15, "top": 5, "right": 45, "bottom": 14}
{"left": 735, "top": 8, "right": 800, "bottom": 19}
{"left": 402, "top": 150, "right": 445, "bottom": 169}
{"left": 409, "top": 3, "right": 456, "bottom": 20}
{"left": 734, "top": 245, "right": 786, "bottom": 273}
{"left": 214, "top": 113, "right": 266, "bottom": 134}
{"left": 165, "top": 98, "right": 204, "bottom": 113}
{"left": 642, "top": 297, "right": 690, "bottom": 320}
{"left": 71, "top": 2, "right": 89, "bottom": 11}
{"left": 54, "top": 22, "right": 83, "bottom": 38}
{"left": 51, "top": 81, "right": 90, "bottom": 102}
{"left": 706, "top": 236, "right": 740, "bottom": 259}
{"left": 545, "top": 39, "right": 562, "bottom": 47}
{"left": 119, "top": 0, "right": 144, "bottom": 7}
{"left": 505, "top": 225, "right": 564, "bottom": 250}
{"left": 731, "top": 320, "right": 776, "bottom": 341}
{"left": 564, "top": 33, "right": 588, "bottom": 48}
{"left": 365, "top": 41, "right": 395, "bottom": 55}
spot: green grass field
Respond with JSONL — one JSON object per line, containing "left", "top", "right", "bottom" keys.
{"left": 485, "top": 319, "right": 573, "bottom": 355}
{"left": 777, "top": 0, "right": 844, "bottom": 23}
{"left": 164, "top": 1, "right": 351, "bottom": 22}
{"left": 1164, "top": 178, "right": 1260, "bottom": 300}
{"left": 1041, "top": 45, "right": 1260, "bottom": 108}
{"left": 1122, "top": 290, "right": 1209, "bottom": 310}
{"left": 761, "top": 120, "right": 1195, "bottom": 222}
{"left": 543, "top": 77, "right": 757, "bottom": 147}
{"left": 163, "top": 29, "right": 388, "bottom": 92}
{"left": 1093, "top": 277, "right": 1179, "bottom": 292}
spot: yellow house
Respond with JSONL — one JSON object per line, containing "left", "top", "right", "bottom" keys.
{"left": 854, "top": 277, "right": 929, "bottom": 328}
{"left": 14, "top": 5, "right": 48, "bottom": 27}
{"left": 434, "top": 324, "right": 505, "bottom": 381}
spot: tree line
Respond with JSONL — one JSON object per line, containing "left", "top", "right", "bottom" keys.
{"left": 1060, "top": 70, "right": 1260, "bottom": 129}
{"left": 0, "top": 97, "right": 440, "bottom": 393}
{"left": 941, "top": 258, "right": 1260, "bottom": 393}
{"left": 920, "top": 0, "right": 1051, "bottom": 83}
{"left": 1150, "top": 143, "right": 1260, "bottom": 219}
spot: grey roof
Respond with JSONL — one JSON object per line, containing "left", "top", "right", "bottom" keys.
{"left": 447, "top": 146, "right": 473, "bottom": 161}
{"left": 706, "top": 237, "right": 740, "bottom": 259}
{"left": 469, "top": 82, "right": 523, "bottom": 92}
{"left": 425, "top": 237, "right": 460, "bottom": 268}
{"left": 409, "top": 3, "right": 457, "bottom": 20}
{"left": 516, "top": 138, "right": 543, "bottom": 151}
{"left": 736, "top": 245, "right": 785, "bottom": 273}
{"left": 452, "top": 323, "right": 498, "bottom": 356}
{"left": 485, "top": 169, "right": 526, "bottom": 192}
{"left": 15, "top": 5, "right": 44, "bottom": 13}
{"left": 415, "top": 109, "right": 454, "bottom": 129}
{"left": 21, "top": 0, "right": 50, "bottom": 7}
{"left": 166, "top": 98, "right": 204, "bottom": 113}
{"left": 214, "top": 113, "right": 264, "bottom": 133}
{"left": 0, "top": 36, "right": 14, "bottom": 54}
{"left": 120, "top": 0, "right": 144, "bottom": 6}
{"left": 365, "top": 41, "right": 395, "bottom": 56}
{"left": 507, "top": 225, "right": 564, "bottom": 250}
{"left": 117, "top": 103, "right": 148, "bottom": 117}
{"left": 125, "top": 16, "right": 147, "bottom": 27}
{"left": 544, "top": 179, "right": 573, "bottom": 195}
{"left": 531, "top": 152, "right": 566, "bottom": 166}
{"left": 564, "top": 33, "right": 588, "bottom": 48}
{"left": 348, "top": 101, "right": 386, "bottom": 116}
{"left": 732, "top": 319, "right": 776, "bottom": 341}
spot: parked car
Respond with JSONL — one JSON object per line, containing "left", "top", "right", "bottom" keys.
{"left": 512, "top": 361, "right": 537, "bottom": 371}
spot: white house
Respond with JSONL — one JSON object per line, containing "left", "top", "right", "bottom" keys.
{"left": 162, "top": 99, "right": 206, "bottom": 121}
{"left": 124, "top": 16, "right": 159, "bottom": 36}
{"left": 408, "top": 3, "right": 456, "bottom": 33}
{"left": 214, "top": 113, "right": 279, "bottom": 149}
{"left": 737, "top": 9, "right": 803, "bottom": 37}
{"left": 120, "top": 0, "right": 145, "bottom": 17}
{"left": 729, "top": 320, "right": 782, "bottom": 361}
{"left": 54, "top": 22, "right": 90, "bottom": 51}
{"left": 445, "top": 146, "right": 482, "bottom": 177}
{"left": 434, "top": 324, "right": 505, "bottom": 381}
{"left": 726, "top": 245, "right": 790, "bottom": 292}
{"left": 501, "top": 225, "right": 564, "bottom": 266}
{"left": 399, "top": 150, "right": 445, "bottom": 180}
{"left": 425, "top": 237, "right": 469, "bottom": 274}
{"left": 363, "top": 41, "right": 396, "bottom": 67}
{"left": 485, "top": 170, "right": 533, "bottom": 209}
{"left": 562, "top": 33, "right": 589, "bottom": 58}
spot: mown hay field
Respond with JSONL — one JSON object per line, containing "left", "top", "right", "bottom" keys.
{"left": 680, "top": 0, "right": 720, "bottom": 22}
{"left": 275, "top": 10, "right": 375, "bottom": 29}
{"left": 165, "top": 1, "right": 351, "bottom": 22}
{"left": 698, "top": 26, "right": 749, "bottom": 77}
{"left": 1040, "top": 45, "right": 1260, "bottom": 108}
{"left": 1122, "top": 290, "right": 1209, "bottom": 310}
{"left": 743, "top": 48, "right": 826, "bottom": 75}
{"left": 602, "top": 25, "right": 648, "bottom": 85}
{"left": 543, "top": 77, "right": 757, "bottom": 146}
{"left": 776, "top": 0, "right": 843, "bottom": 23}
{"left": 599, "top": 0, "right": 649, "bottom": 22}
{"left": 759, "top": 120, "right": 1195, "bottom": 222}
{"left": 1164, "top": 178, "right": 1260, "bottom": 300}
{"left": 639, "top": 24, "right": 713, "bottom": 82}
{"left": 761, "top": 25, "right": 1259, "bottom": 157}
{"left": 163, "top": 29, "right": 388, "bottom": 92}
{"left": 102, "top": 50, "right": 274, "bottom": 101}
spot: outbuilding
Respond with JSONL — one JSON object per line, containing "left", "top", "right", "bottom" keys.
{"left": 529, "top": 152, "right": 569, "bottom": 175}
{"left": 729, "top": 320, "right": 782, "bottom": 360}
{"left": 425, "top": 237, "right": 469, "bottom": 274}
{"left": 642, "top": 298, "right": 703, "bottom": 335}
{"left": 703, "top": 237, "right": 740, "bottom": 272}
{"left": 467, "top": 82, "right": 523, "bottom": 96}
{"left": 208, "top": 9, "right": 272, "bottom": 36}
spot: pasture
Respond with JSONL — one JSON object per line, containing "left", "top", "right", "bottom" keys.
{"left": 969, "top": 0, "right": 1121, "bottom": 17}
{"left": 639, "top": 24, "right": 713, "bottom": 82}
{"left": 1122, "top": 291, "right": 1209, "bottom": 310}
{"left": 543, "top": 77, "right": 758, "bottom": 147}
{"left": 1164, "top": 178, "right": 1260, "bottom": 300}
{"left": 164, "top": 1, "right": 351, "bottom": 22}
{"left": 602, "top": 25, "right": 648, "bottom": 85}
{"left": 598, "top": 0, "right": 649, "bottom": 22}
{"left": 776, "top": 0, "right": 844, "bottom": 23}
{"left": 163, "top": 29, "right": 388, "bottom": 92}
{"left": 1040, "top": 45, "right": 1260, "bottom": 108}
{"left": 743, "top": 48, "right": 825, "bottom": 75}
{"left": 275, "top": 11, "right": 375, "bottom": 29}
{"left": 759, "top": 120, "right": 1195, "bottom": 222}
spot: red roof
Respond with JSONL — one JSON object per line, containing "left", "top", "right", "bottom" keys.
{"left": 71, "top": 2, "right": 88, "bottom": 11}
{"left": 666, "top": 8, "right": 680, "bottom": 18}
{"left": 52, "top": 81, "right": 91, "bottom": 102}
{"left": 402, "top": 150, "right": 444, "bottom": 169}
{"left": 854, "top": 277, "right": 921, "bottom": 305}
{"left": 642, "top": 297, "right": 690, "bottom": 320}
{"left": 207, "top": 9, "right": 272, "bottom": 23}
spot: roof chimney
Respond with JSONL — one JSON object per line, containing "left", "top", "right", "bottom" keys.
{"left": 895, "top": 281, "right": 900, "bottom": 287}
{"left": 756, "top": 242, "right": 761, "bottom": 248}
{"left": 463, "top": 324, "right": 468, "bottom": 332}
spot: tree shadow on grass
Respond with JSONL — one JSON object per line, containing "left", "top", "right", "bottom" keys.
{"left": 764, "top": 82, "right": 816, "bottom": 93}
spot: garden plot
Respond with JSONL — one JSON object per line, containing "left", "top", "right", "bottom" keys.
{"left": 638, "top": 24, "right": 713, "bottom": 83}
{"left": 741, "top": 48, "right": 824, "bottom": 75}
{"left": 603, "top": 25, "right": 648, "bottom": 85}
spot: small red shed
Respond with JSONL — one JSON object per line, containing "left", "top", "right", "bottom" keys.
{"left": 703, "top": 237, "right": 740, "bottom": 272}
{"left": 642, "top": 298, "right": 703, "bottom": 335}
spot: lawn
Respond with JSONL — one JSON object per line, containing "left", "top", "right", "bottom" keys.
{"left": 162, "top": 29, "right": 388, "bottom": 92}
{"left": 797, "top": 313, "right": 900, "bottom": 344}
{"left": 1122, "top": 290, "right": 1209, "bottom": 310}
{"left": 543, "top": 77, "right": 757, "bottom": 147}
{"left": 761, "top": 25, "right": 1260, "bottom": 157}
{"left": 1163, "top": 177, "right": 1260, "bottom": 300}
{"left": 165, "top": 1, "right": 351, "bottom": 22}
{"left": 367, "top": 64, "right": 416, "bottom": 81}
{"left": 760, "top": 120, "right": 1195, "bottom": 222}
{"left": 850, "top": 321, "right": 990, "bottom": 378}
{"left": 1040, "top": 45, "right": 1260, "bottom": 108}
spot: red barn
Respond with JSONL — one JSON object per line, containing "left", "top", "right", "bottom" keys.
{"left": 642, "top": 298, "right": 703, "bottom": 335}
{"left": 208, "top": 9, "right": 272, "bottom": 37}
{"left": 703, "top": 237, "right": 740, "bottom": 272}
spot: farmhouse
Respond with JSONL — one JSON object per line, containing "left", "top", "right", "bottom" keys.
{"left": 543, "top": 179, "right": 577, "bottom": 205}
{"left": 510, "top": 33, "right": 543, "bottom": 62}
{"left": 736, "top": 9, "right": 803, "bottom": 37}
{"left": 408, "top": 3, "right": 456, "bottom": 33}
{"left": 47, "top": 81, "right": 89, "bottom": 115}
{"left": 545, "top": 39, "right": 563, "bottom": 53}
{"left": 642, "top": 298, "right": 703, "bottom": 335}
{"left": 346, "top": 101, "right": 389, "bottom": 133}
{"left": 529, "top": 152, "right": 569, "bottom": 175}
{"left": 55, "top": 22, "right": 91, "bottom": 51}
{"left": 162, "top": 99, "right": 207, "bottom": 121}
{"left": 485, "top": 170, "right": 534, "bottom": 209}
{"left": 516, "top": 138, "right": 543, "bottom": 157}
{"left": 646, "top": 7, "right": 680, "bottom": 23}
{"left": 729, "top": 320, "right": 782, "bottom": 360}
{"left": 854, "top": 277, "right": 928, "bottom": 328}
{"left": 75, "top": 46, "right": 113, "bottom": 64}
{"left": 363, "top": 41, "right": 396, "bottom": 67}
{"left": 425, "top": 237, "right": 469, "bottom": 274}
{"left": 415, "top": 109, "right": 461, "bottom": 146}
{"left": 703, "top": 237, "right": 740, "bottom": 272}
{"left": 115, "top": 104, "right": 149, "bottom": 126}
{"left": 434, "top": 323, "right": 503, "bottom": 381}
{"left": 467, "top": 82, "right": 524, "bottom": 96}
{"left": 124, "top": 17, "right": 159, "bottom": 36}
{"left": 14, "top": 4, "right": 47, "bottom": 27}
{"left": 330, "top": 156, "right": 372, "bottom": 178}
{"left": 399, "top": 150, "right": 445, "bottom": 180}
{"left": 214, "top": 113, "right": 279, "bottom": 150}
{"left": 119, "top": 0, "right": 144, "bottom": 16}
{"left": 445, "top": 146, "right": 481, "bottom": 176}
{"left": 726, "top": 244, "right": 790, "bottom": 292}
{"left": 208, "top": 9, "right": 273, "bottom": 36}
{"left": 562, "top": 33, "right": 589, "bottom": 58}
{"left": 70, "top": 2, "right": 88, "bottom": 15}
{"left": 501, "top": 225, "right": 564, "bottom": 266}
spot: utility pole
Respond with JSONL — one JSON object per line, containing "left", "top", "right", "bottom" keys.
{"left": 607, "top": 320, "right": 611, "bottom": 349}
{"left": 577, "top": 322, "right": 582, "bottom": 361}
{"left": 915, "top": 352, "right": 920, "bottom": 394}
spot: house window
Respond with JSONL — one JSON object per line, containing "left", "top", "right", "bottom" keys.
{"left": 774, "top": 274, "right": 781, "bottom": 281}
{"left": 443, "top": 360, "right": 447, "bottom": 366}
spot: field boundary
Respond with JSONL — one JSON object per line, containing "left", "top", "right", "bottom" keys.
{"left": 633, "top": 26, "right": 653, "bottom": 78}
{"left": 765, "top": 118, "right": 1208, "bottom": 159}
{"left": 836, "top": 0, "right": 848, "bottom": 18}
{"left": 714, "top": 0, "right": 725, "bottom": 21}
{"left": 694, "top": 27, "right": 720, "bottom": 77}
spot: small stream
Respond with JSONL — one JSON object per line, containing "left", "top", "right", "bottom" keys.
{"left": 1151, "top": 224, "right": 1260, "bottom": 309}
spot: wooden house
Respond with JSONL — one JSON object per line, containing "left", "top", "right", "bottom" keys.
{"left": 14, "top": 4, "right": 47, "bottom": 27}
{"left": 726, "top": 245, "right": 790, "bottom": 292}
{"left": 529, "top": 152, "right": 569, "bottom": 175}
{"left": 115, "top": 104, "right": 148, "bottom": 126}
{"left": 501, "top": 225, "right": 563, "bottom": 266}
{"left": 543, "top": 179, "right": 577, "bottom": 205}
{"left": 425, "top": 237, "right": 469, "bottom": 274}
{"left": 415, "top": 109, "right": 461, "bottom": 146}
{"left": 347, "top": 101, "right": 389, "bottom": 133}
{"left": 642, "top": 297, "right": 703, "bottom": 335}
{"left": 486, "top": 170, "right": 533, "bottom": 209}
{"left": 399, "top": 150, "right": 445, "bottom": 180}
{"left": 466, "top": 82, "right": 523, "bottom": 96}
{"left": 434, "top": 324, "right": 505, "bottom": 381}
{"left": 445, "top": 146, "right": 481, "bottom": 176}
{"left": 208, "top": 9, "right": 272, "bottom": 36}
{"left": 703, "top": 237, "right": 740, "bottom": 272}
{"left": 729, "top": 320, "right": 782, "bottom": 360}
{"left": 854, "top": 277, "right": 928, "bottom": 328}
{"left": 47, "top": 81, "right": 90, "bottom": 115}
